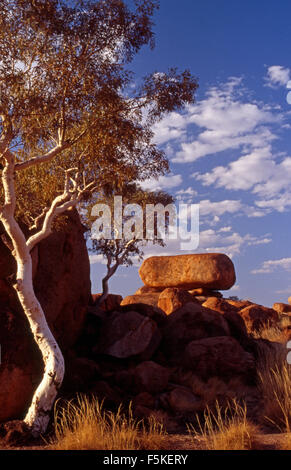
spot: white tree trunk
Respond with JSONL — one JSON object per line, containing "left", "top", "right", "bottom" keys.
{"left": 0, "top": 152, "right": 65, "bottom": 437}
{"left": 1, "top": 218, "right": 65, "bottom": 436}
{"left": 16, "top": 258, "right": 65, "bottom": 436}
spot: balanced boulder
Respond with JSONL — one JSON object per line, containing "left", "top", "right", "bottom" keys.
{"left": 139, "top": 253, "right": 236, "bottom": 290}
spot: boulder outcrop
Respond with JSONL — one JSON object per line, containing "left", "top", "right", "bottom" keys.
{"left": 139, "top": 253, "right": 236, "bottom": 290}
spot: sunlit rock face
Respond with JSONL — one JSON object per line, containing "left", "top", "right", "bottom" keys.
{"left": 139, "top": 253, "right": 236, "bottom": 290}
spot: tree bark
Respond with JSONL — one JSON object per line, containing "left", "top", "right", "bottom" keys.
{"left": 0, "top": 152, "right": 64, "bottom": 436}
{"left": 96, "top": 264, "right": 118, "bottom": 307}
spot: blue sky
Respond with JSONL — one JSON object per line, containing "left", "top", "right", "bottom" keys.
{"left": 90, "top": 0, "right": 291, "bottom": 307}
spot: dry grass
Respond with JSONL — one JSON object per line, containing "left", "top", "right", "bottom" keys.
{"left": 257, "top": 345, "right": 291, "bottom": 432}
{"left": 187, "top": 400, "right": 259, "bottom": 450}
{"left": 255, "top": 325, "right": 285, "bottom": 343}
{"left": 279, "top": 434, "right": 291, "bottom": 450}
{"left": 172, "top": 369, "right": 254, "bottom": 409}
{"left": 253, "top": 316, "right": 291, "bottom": 343}
{"left": 49, "top": 395, "right": 167, "bottom": 450}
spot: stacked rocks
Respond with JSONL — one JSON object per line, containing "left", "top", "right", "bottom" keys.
{"left": 122, "top": 253, "right": 236, "bottom": 314}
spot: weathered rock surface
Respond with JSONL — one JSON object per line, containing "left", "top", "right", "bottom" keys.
{"left": 139, "top": 253, "right": 236, "bottom": 290}
{"left": 135, "top": 286, "right": 164, "bottom": 295}
{"left": 166, "top": 387, "right": 201, "bottom": 413}
{"left": 91, "top": 293, "right": 123, "bottom": 311}
{"left": 162, "top": 303, "right": 230, "bottom": 357}
{"left": 33, "top": 209, "right": 91, "bottom": 349}
{"left": 239, "top": 304, "right": 279, "bottom": 332}
{"left": 121, "top": 293, "right": 160, "bottom": 309}
{"left": 273, "top": 303, "right": 291, "bottom": 315}
{"left": 119, "top": 303, "right": 167, "bottom": 327}
{"left": 202, "top": 297, "right": 253, "bottom": 350}
{"left": 226, "top": 299, "right": 253, "bottom": 309}
{"left": 189, "top": 288, "right": 222, "bottom": 298}
{"left": 183, "top": 336, "right": 256, "bottom": 382}
{"left": 133, "top": 361, "right": 170, "bottom": 394}
{"left": 0, "top": 420, "right": 32, "bottom": 446}
{"left": 202, "top": 296, "right": 238, "bottom": 314}
{"left": 96, "top": 311, "right": 161, "bottom": 359}
{"left": 158, "top": 287, "right": 199, "bottom": 315}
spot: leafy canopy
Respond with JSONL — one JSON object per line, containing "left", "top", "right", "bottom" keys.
{"left": 0, "top": 0, "right": 198, "bottom": 226}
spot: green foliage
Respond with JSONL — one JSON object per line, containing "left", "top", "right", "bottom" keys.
{"left": 0, "top": 0, "right": 198, "bottom": 226}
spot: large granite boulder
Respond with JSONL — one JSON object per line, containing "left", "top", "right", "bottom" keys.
{"left": 121, "top": 292, "right": 160, "bottom": 309}
{"left": 238, "top": 304, "right": 279, "bottom": 332}
{"left": 0, "top": 208, "right": 91, "bottom": 422}
{"left": 158, "top": 287, "right": 199, "bottom": 315}
{"left": 95, "top": 311, "right": 161, "bottom": 360}
{"left": 183, "top": 336, "right": 256, "bottom": 383}
{"left": 139, "top": 253, "right": 236, "bottom": 290}
{"left": 161, "top": 302, "right": 230, "bottom": 357}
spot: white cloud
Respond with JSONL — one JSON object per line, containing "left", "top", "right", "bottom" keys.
{"left": 153, "top": 112, "right": 187, "bottom": 145}
{"left": 265, "top": 65, "right": 290, "bottom": 88}
{"left": 255, "top": 193, "right": 291, "bottom": 213}
{"left": 275, "top": 287, "right": 291, "bottom": 295}
{"left": 194, "top": 146, "right": 275, "bottom": 191}
{"left": 252, "top": 257, "right": 291, "bottom": 274}
{"left": 141, "top": 226, "right": 271, "bottom": 261}
{"left": 199, "top": 199, "right": 243, "bottom": 217}
{"left": 168, "top": 78, "right": 281, "bottom": 163}
{"left": 175, "top": 186, "right": 198, "bottom": 202}
{"left": 140, "top": 173, "right": 182, "bottom": 191}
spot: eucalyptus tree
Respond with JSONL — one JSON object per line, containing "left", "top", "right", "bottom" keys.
{"left": 0, "top": 0, "right": 198, "bottom": 435}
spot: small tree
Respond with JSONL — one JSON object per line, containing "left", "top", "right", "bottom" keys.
{"left": 0, "top": 0, "right": 198, "bottom": 435}
{"left": 90, "top": 183, "right": 173, "bottom": 305}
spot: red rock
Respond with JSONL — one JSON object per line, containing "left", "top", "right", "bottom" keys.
{"left": 139, "top": 253, "right": 236, "bottom": 290}
{"left": 158, "top": 287, "right": 199, "bottom": 315}
{"left": 91, "top": 293, "right": 123, "bottom": 311}
{"left": 33, "top": 209, "right": 91, "bottom": 349}
{"left": 273, "top": 303, "right": 291, "bottom": 315}
{"left": 183, "top": 336, "right": 255, "bottom": 382}
{"left": 202, "top": 297, "right": 251, "bottom": 349}
{"left": 133, "top": 361, "right": 170, "bottom": 394}
{"left": 119, "top": 303, "right": 167, "bottom": 327}
{"left": 97, "top": 311, "right": 161, "bottom": 359}
{"left": 162, "top": 303, "right": 230, "bottom": 357}
{"left": 202, "top": 297, "right": 238, "bottom": 314}
{"left": 239, "top": 304, "right": 279, "bottom": 332}
{"left": 167, "top": 387, "right": 201, "bottom": 413}
{"left": 121, "top": 293, "right": 160, "bottom": 309}
{"left": 189, "top": 288, "right": 222, "bottom": 297}
{"left": 0, "top": 420, "right": 32, "bottom": 446}
{"left": 225, "top": 299, "right": 252, "bottom": 309}
{"left": 132, "top": 392, "right": 155, "bottom": 410}
{"left": 135, "top": 286, "right": 163, "bottom": 295}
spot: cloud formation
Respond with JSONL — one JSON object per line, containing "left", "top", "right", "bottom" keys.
{"left": 265, "top": 65, "right": 290, "bottom": 88}
{"left": 252, "top": 257, "right": 291, "bottom": 274}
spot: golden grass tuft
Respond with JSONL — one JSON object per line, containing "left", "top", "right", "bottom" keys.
{"left": 49, "top": 395, "right": 167, "bottom": 450}
{"left": 187, "top": 400, "right": 259, "bottom": 450}
{"left": 257, "top": 345, "right": 291, "bottom": 432}
{"left": 279, "top": 433, "right": 291, "bottom": 450}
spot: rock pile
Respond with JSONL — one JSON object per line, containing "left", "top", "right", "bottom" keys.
{"left": 0, "top": 250, "right": 289, "bottom": 433}
{"left": 122, "top": 253, "right": 235, "bottom": 313}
